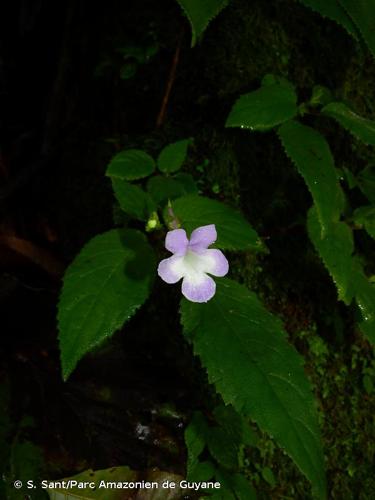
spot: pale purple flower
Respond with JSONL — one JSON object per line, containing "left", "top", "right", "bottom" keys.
{"left": 157, "top": 224, "right": 229, "bottom": 303}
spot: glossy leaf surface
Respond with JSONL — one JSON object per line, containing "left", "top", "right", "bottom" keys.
{"left": 226, "top": 82, "right": 298, "bottom": 131}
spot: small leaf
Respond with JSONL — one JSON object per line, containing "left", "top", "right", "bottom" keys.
{"left": 322, "top": 102, "right": 375, "bottom": 146}
{"left": 226, "top": 81, "right": 298, "bottom": 131}
{"left": 278, "top": 120, "right": 344, "bottom": 235}
{"left": 353, "top": 265, "right": 375, "bottom": 344}
{"left": 185, "top": 407, "right": 255, "bottom": 479}
{"left": 6, "top": 440, "right": 45, "bottom": 500}
{"left": 58, "top": 229, "right": 155, "bottom": 379}
{"left": 339, "top": 0, "right": 375, "bottom": 58}
{"left": 307, "top": 206, "right": 355, "bottom": 304}
{"left": 358, "top": 165, "right": 375, "bottom": 203}
{"left": 213, "top": 405, "right": 254, "bottom": 447}
{"left": 297, "top": 0, "right": 359, "bottom": 39}
{"left": 112, "top": 179, "right": 156, "bottom": 221}
{"left": 352, "top": 205, "right": 375, "bottom": 239}
{"left": 180, "top": 279, "right": 326, "bottom": 499}
{"left": 214, "top": 469, "right": 257, "bottom": 500}
{"left": 188, "top": 461, "right": 216, "bottom": 482}
{"left": 185, "top": 412, "right": 209, "bottom": 477}
{"left": 261, "top": 467, "right": 276, "bottom": 487}
{"left": 147, "top": 175, "right": 194, "bottom": 206}
{"left": 176, "top": 0, "right": 230, "bottom": 47}
{"left": 106, "top": 149, "right": 155, "bottom": 180}
{"left": 170, "top": 195, "right": 264, "bottom": 251}
{"left": 173, "top": 172, "right": 199, "bottom": 194}
{"left": 157, "top": 139, "right": 191, "bottom": 173}
{"left": 227, "top": 473, "right": 257, "bottom": 500}
{"left": 207, "top": 427, "right": 239, "bottom": 470}
{"left": 309, "top": 85, "right": 333, "bottom": 107}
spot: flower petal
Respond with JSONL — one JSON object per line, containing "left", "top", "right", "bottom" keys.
{"left": 189, "top": 224, "right": 217, "bottom": 251}
{"left": 202, "top": 249, "right": 229, "bottom": 277}
{"left": 182, "top": 273, "right": 216, "bottom": 303}
{"left": 165, "top": 228, "right": 188, "bottom": 255}
{"left": 157, "top": 255, "right": 185, "bottom": 284}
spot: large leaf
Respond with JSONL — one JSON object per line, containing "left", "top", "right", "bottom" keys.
{"left": 226, "top": 81, "right": 298, "bottom": 131}
{"left": 47, "top": 466, "right": 185, "bottom": 500}
{"left": 180, "top": 279, "right": 326, "bottom": 499}
{"left": 176, "top": 0, "right": 229, "bottom": 46}
{"left": 58, "top": 229, "right": 155, "bottom": 379}
{"left": 106, "top": 149, "right": 155, "bottom": 180}
{"left": 298, "top": 0, "right": 358, "bottom": 38}
{"left": 112, "top": 179, "right": 156, "bottom": 221}
{"left": 278, "top": 120, "right": 344, "bottom": 235}
{"left": 322, "top": 102, "right": 375, "bottom": 146}
{"left": 170, "top": 195, "right": 264, "bottom": 251}
{"left": 307, "top": 206, "right": 355, "bottom": 304}
{"left": 157, "top": 139, "right": 191, "bottom": 173}
{"left": 339, "top": 0, "right": 375, "bottom": 58}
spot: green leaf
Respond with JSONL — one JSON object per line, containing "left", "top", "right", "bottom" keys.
{"left": 6, "top": 440, "right": 45, "bottom": 500}
{"left": 226, "top": 81, "right": 298, "bottom": 131}
{"left": 112, "top": 179, "right": 156, "bottom": 221}
{"left": 353, "top": 265, "right": 375, "bottom": 344}
{"left": 173, "top": 173, "right": 199, "bottom": 194}
{"left": 261, "top": 467, "right": 276, "bottom": 487}
{"left": 213, "top": 405, "right": 254, "bottom": 447}
{"left": 339, "top": 0, "right": 375, "bottom": 58}
{"left": 170, "top": 195, "right": 264, "bottom": 251}
{"left": 227, "top": 473, "right": 257, "bottom": 500}
{"left": 214, "top": 470, "right": 257, "bottom": 500}
{"left": 322, "top": 102, "right": 375, "bottom": 146}
{"left": 307, "top": 206, "right": 355, "bottom": 304}
{"left": 352, "top": 205, "right": 375, "bottom": 239}
{"left": 58, "top": 229, "right": 155, "bottom": 379}
{"left": 147, "top": 175, "right": 197, "bottom": 206}
{"left": 297, "top": 0, "right": 358, "bottom": 38}
{"left": 157, "top": 139, "right": 191, "bottom": 173}
{"left": 180, "top": 279, "right": 326, "bottom": 500}
{"left": 106, "top": 149, "right": 155, "bottom": 180}
{"left": 176, "top": 0, "right": 230, "bottom": 47}
{"left": 185, "top": 412, "right": 209, "bottom": 477}
{"left": 278, "top": 120, "right": 344, "bottom": 235}
{"left": 185, "top": 407, "right": 256, "bottom": 478}
{"left": 309, "top": 85, "right": 333, "bottom": 107}
{"left": 188, "top": 461, "right": 216, "bottom": 482}
{"left": 358, "top": 165, "right": 375, "bottom": 203}
{"left": 207, "top": 427, "right": 239, "bottom": 470}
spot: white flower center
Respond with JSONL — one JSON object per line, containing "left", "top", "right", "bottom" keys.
{"left": 169, "top": 249, "right": 215, "bottom": 285}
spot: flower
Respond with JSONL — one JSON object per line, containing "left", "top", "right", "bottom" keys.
{"left": 157, "top": 224, "right": 229, "bottom": 303}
